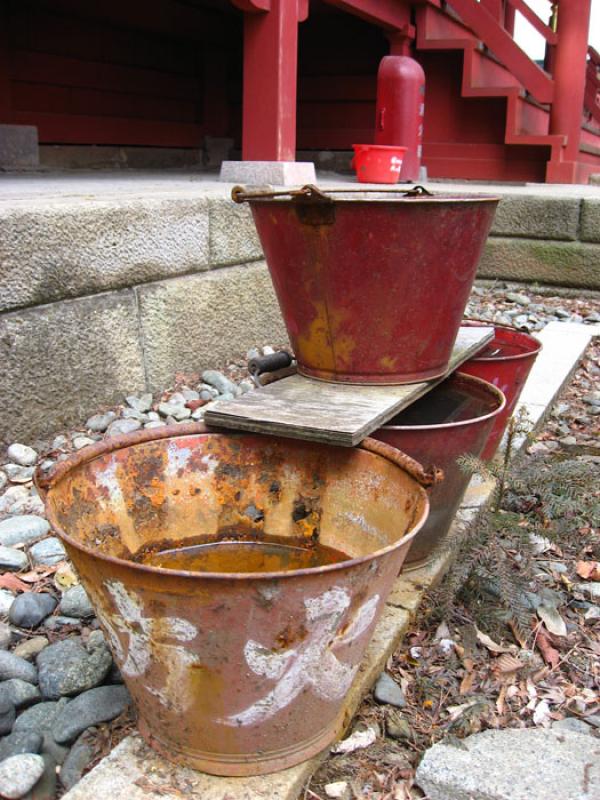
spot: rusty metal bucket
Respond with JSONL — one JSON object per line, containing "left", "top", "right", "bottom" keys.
{"left": 233, "top": 185, "right": 499, "bottom": 385}
{"left": 38, "top": 424, "right": 430, "bottom": 776}
{"left": 460, "top": 323, "right": 542, "bottom": 460}
{"left": 373, "top": 373, "right": 505, "bottom": 569}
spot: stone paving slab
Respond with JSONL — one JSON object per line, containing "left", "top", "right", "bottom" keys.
{"left": 415, "top": 727, "right": 600, "bottom": 800}
{"left": 61, "top": 321, "right": 594, "bottom": 800}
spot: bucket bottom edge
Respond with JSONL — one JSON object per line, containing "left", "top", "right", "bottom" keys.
{"left": 138, "top": 715, "right": 342, "bottom": 777}
{"left": 297, "top": 364, "right": 449, "bottom": 385}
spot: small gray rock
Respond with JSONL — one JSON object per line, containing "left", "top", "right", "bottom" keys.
{"left": 201, "top": 370, "right": 238, "bottom": 396}
{"left": 0, "top": 696, "right": 16, "bottom": 734}
{"left": 13, "top": 700, "right": 68, "bottom": 735}
{"left": 386, "top": 710, "right": 412, "bottom": 740}
{"left": 505, "top": 292, "right": 530, "bottom": 306}
{"left": 0, "top": 472, "right": 6, "bottom": 491}
{"left": 144, "top": 420, "right": 165, "bottom": 430}
{"left": 0, "top": 591, "right": 15, "bottom": 617}
{"left": 583, "top": 391, "right": 600, "bottom": 408}
{"left": 0, "top": 621, "right": 12, "bottom": 650}
{"left": 58, "top": 585, "right": 94, "bottom": 619}
{"left": 157, "top": 402, "right": 190, "bottom": 421}
{"left": 217, "top": 391, "right": 235, "bottom": 401}
{"left": 105, "top": 418, "right": 142, "bottom": 438}
{"left": 0, "top": 547, "right": 28, "bottom": 572}
{"left": 553, "top": 307, "right": 570, "bottom": 319}
{"left": 0, "top": 753, "right": 45, "bottom": 798}
{"left": 181, "top": 389, "right": 200, "bottom": 402}
{"left": 125, "top": 393, "right": 153, "bottom": 413}
{"left": 29, "top": 539, "right": 66, "bottom": 567}
{"left": 3, "top": 465, "right": 35, "bottom": 485}
{"left": 10, "top": 594, "right": 57, "bottom": 629}
{"left": 584, "top": 311, "right": 600, "bottom": 324}
{"left": 72, "top": 436, "right": 95, "bottom": 451}
{"left": 85, "top": 412, "right": 116, "bottom": 433}
{"left": 37, "top": 638, "right": 112, "bottom": 699}
{"left": 12, "top": 638, "right": 48, "bottom": 662}
{"left": 374, "top": 672, "right": 405, "bottom": 708}
{"left": 0, "top": 680, "right": 41, "bottom": 709}
{"left": 0, "top": 730, "right": 42, "bottom": 762}
{"left": 59, "top": 728, "right": 97, "bottom": 790}
{"left": 52, "top": 685, "right": 131, "bottom": 744}
{"left": 6, "top": 445, "right": 38, "bottom": 468}
{"left": 239, "top": 379, "right": 255, "bottom": 394}
{"left": 0, "top": 652, "right": 37, "bottom": 684}
{"left": 0, "top": 518, "right": 50, "bottom": 548}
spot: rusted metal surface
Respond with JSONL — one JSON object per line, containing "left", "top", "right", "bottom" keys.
{"left": 374, "top": 373, "right": 505, "bottom": 569}
{"left": 460, "top": 324, "right": 542, "bottom": 460}
{"left": 41, "top": 426, "right": 429, "bottom": 776}
{"left": 235, "top": 185, "right": 499, "bottom": 385}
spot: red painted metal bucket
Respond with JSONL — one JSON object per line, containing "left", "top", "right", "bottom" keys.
{"left": 233, "top": 185, "right": 499, "bottom": 385}
{"left": 460, "top": 324, "right": 542, "bottom": 460}
{"left": 351, "top": 144, "right": 407, "bottom": 184}
{"left": 39, "top": 424, "right": 431, "bottom": 776}
{"left": 373, "top": 373, "right": 505, "bottom": 569}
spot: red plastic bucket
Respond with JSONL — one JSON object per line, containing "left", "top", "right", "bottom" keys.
{"left": 351, "top": 144, "right": 407, "bottom": 184}
{"left": 460, "top": 324, "right": 542, "bottom": 460}
{"left": 373, "top": 372, "right": 506, "bottom": 568}
{"left": 233, "top": 185, "right": 499, "bottom": 385}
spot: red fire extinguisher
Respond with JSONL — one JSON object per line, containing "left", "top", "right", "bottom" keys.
{"left": 375, "top": 55, "right": 425, "bottom": 182}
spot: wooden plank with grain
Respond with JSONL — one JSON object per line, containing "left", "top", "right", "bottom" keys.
{"left": 204, "top": 326, "right": 494, "bottom": 446}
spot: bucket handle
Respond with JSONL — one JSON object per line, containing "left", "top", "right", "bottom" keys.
{"left": 231, "top": 184, "right": 433, "bottom": 204}
{"left": 359, "top": 437, "right": 443, "bottom": 489}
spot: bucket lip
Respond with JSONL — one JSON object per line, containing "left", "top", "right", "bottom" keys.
{"left": 381, "top": 372, "right": 506, "bottom": 432}
{"left": 42, "top": 426, "right": 430, "bottom": 583}
{"left": 251, "top": 193, "right": 501, "bottom": 205}
{"left": 462, "top": 320, "right": 543, "bottom": 362}
{"left": 352, "top": 143, "right": 408, "bottom": 152}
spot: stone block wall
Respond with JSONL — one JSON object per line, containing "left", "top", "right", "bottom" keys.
{"left": 0, "top": 195, "right": 284, "bottom": 444}
{"left": 1, "top": 187, "right": 598, "bottom": 445}
{"left": 479, "top": 194, "right": 600, "bottom": 287}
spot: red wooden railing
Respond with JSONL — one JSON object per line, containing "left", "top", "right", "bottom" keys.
{"left": 585, "top": 46, "right": 600, "bottom": 126}
{"left": 445, "top": 0, "right": 555, "bottom": 102}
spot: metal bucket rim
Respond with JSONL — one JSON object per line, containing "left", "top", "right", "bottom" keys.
{"left": 249, "top": 194, "right": 501, "bottom": 205}
{"left": 463, "top": 321, "right": 543, "bottom": 362}
{"left": 42, "top": 425, "right": 430, "bottom": 583}
{"left": 382, "top": 372, "right": 506, "bottom": 432}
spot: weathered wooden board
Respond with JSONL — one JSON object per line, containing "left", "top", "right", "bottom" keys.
{"left": 205, "top": 326, "right": 494, "bottom": 446}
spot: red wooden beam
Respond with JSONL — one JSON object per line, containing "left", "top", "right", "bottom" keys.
{"left": 238, "top": 0, "right": 304, "bottom": 161}
{"left": 549, "top": 0, "right": 592, "bottom": 174}
{"left": 323, "top": 0, "right": 413, "bottom": 34}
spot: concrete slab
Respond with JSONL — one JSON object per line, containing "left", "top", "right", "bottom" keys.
{"left": 219, "top": 161, "right": 316, "bottom": 186}
{"left": 415, "top": 728, "right": 600, "bottom": 800}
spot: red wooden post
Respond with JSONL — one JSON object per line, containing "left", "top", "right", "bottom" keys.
{"left": 234, "top": 0, "right": 305, "bottom": 161}
{"left": 549, "top": 0, "right": 592, "bottom": 181}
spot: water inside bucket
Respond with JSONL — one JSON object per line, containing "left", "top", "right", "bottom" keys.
{"left": 387, "top": 382, "right": 497, "bottom": 427}
{"left": 134, "top": 533, "right": 351, "bottom": 573}
{"left": 476, "top": 340, "right": 530, "bottom": 359}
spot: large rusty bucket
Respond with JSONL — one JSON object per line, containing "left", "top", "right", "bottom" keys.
{"left": 233, "top": 185, "right": 499, "bottom": 385}
{"left": 460, "top": 323, "right": 542, "bottom": 460}
{"left": 39, "top": 424, "right": 430, "bottom": 776}
{"left": 374, "top": 373, "right": 505, "bottom": 569}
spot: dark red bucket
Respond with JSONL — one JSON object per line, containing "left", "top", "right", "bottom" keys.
{"left": 233, "top": 185, "right": 499, "bottom": 385}
{"left": 373, "top": 372, "right": 505, "bottom": 569}
{"left": 460, "top": 324, "right": 542, "bottom": 460}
